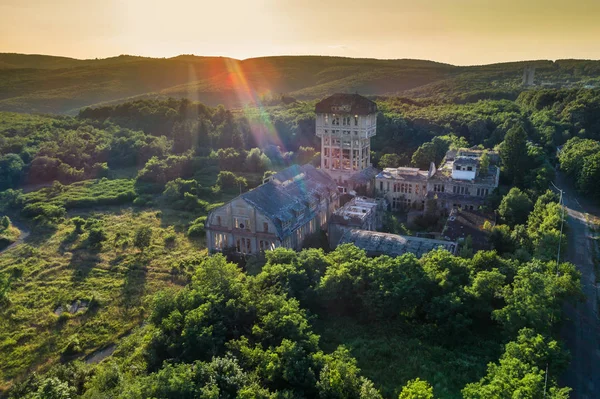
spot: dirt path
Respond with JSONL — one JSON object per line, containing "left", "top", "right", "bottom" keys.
{"left": 0, "top": 222, "right": 30, "bottom": 255}
{"left": 556, "top": 172, "right": 600, "bottom": 399}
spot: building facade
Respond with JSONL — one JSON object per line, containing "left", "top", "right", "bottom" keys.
{"left": 375, "top": 167, "right": 430, "bottom": 211}
{"left": 205, "top": 164, "right": 339, "bottom": 253}
{"left": 315, "top": 93, "right": 378, "bottom": 192}
{"left": 426, "top": 149, "right": 500, "bottom": 212}
{"left": 376, "top": 149, "right": 500, "bottom": 213}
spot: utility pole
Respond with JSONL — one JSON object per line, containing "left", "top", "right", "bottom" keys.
{"left": 550, "top": 181, "right": 566, "bottom": 275}
{"left": 544, "top": 180, "right": 567, "bottom": 398}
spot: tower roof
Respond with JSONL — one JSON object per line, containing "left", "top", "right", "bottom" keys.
{"left": 315, "top": 93, "right": 377, "bottom": 115}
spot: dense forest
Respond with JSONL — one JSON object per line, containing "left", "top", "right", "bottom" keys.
{"left": 1, "top": 80, "right": 599, "bottom": 397}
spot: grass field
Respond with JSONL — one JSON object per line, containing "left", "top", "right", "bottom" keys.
{"left": 0, "top": 208, "right": 205, "bottom": 388}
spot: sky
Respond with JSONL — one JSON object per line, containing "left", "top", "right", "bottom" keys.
{"left": 1, "top": 0, "right": 600, "bottom": 65}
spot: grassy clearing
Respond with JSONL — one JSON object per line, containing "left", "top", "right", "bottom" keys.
{"left": 0, "top": 208, "right": 204, "bottom": 388}
{"left": 313, "top": 316, "right": 497, "bottom": 399}
{"left": 23, "top": 179, "right": 136, "bottom": 210}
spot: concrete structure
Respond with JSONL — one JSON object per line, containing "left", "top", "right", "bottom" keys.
{"left": 205, "top": 164, "right": 339, "bottom": 253}
{"left": 315, "top": 93, "right": 378, "bottom": 193}
{"left": 338, "top": 229, "right": 457, "bottom": 258}
{"left": 426, "top": 149, "right": 500, "bottom": 212}
{"left": 205, "top": 93, "right": 470, "bottom": 259}
{"left": 375, "top": 167, "right": 429, "bottom": 211}
{"left": 442, "top": 208, "right": 495, "bottom": 251}
{"left": 376, "top": 148, "right": 499, "bottom": 213}
{"left": 522, "top": 66, "right": 535, "bottom": 86}
{"left": 328, "top": 196, "right": 385, "bottom": 248}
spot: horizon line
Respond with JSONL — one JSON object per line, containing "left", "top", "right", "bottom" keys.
{"left": 2, "top": 51, "right": 600, "bottom": 68}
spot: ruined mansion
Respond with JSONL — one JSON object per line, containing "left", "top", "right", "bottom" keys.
{"left": 205, "top": 93, "right": 498, "bottom": 256}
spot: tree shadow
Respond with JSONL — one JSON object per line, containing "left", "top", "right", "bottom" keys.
{"left": 59, "top": 229, "right": 80, "bottom": 254}
{"left": 68, "top": 248, "right": 102, "bottom": 282}
{"left": 120, "top": 256, "right": 148, "bottom": 308}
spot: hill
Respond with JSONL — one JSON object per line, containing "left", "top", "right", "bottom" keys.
{"left": 1, "top": 53, "right": 599, "bottom": 114}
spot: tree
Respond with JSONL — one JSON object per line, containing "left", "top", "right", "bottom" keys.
{"left": 379, "top": 153, "right": 402, "bottom": 169}
{"left": 411, "top": 142, "right": 437, "bottom": 169}
{"left": 262, "top": 170, "right": 276, "bottom": 182}
{"left": 578, "top": 151, "right": 600, "bottom": 200}
{"left": 316, "top": 346, "right": 364, "bottom": 399}
{"left": 0, "top": 216, "right": 10, "bottom": 230}
{"left": 462, "top": 329, "right": 571, "bottom": 399}
{"left": 0, "top": 154, "right": 25, "bottom": 190}
{"left": 87, "top": 228, "right": 106, "bottom": 248}
{"left": 216, "top": 171, "right": 247, "bottom": 192}
{"left": 479, "top": 151, "right": 490, "bottom": 176}
{"left": 398, "top": 378, "right": 434, "bottom": 399}
{"left": 134, "top": 226, "right": 152, "bottom": 252}
{"left": 498, "top": 188, "right": 532, "bottom": 227}
{"left": 500, "top": 126, "right": 529, "bottom": 186}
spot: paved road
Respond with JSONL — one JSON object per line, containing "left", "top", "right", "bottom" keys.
{"left": 557, "top": 172, "right": 600, "bottom": 399}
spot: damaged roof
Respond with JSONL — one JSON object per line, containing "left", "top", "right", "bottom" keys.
{"left": 339, "top": 229, "right": 457, "bottom": 258}
{"left": 443, "top": 208, "right": 495, "bottom": 250}
{"left": 241, "top": 164, "right": 338, "bottom": 240}
{"left": 315, "top": 93, "right": 377, "bottom": 115}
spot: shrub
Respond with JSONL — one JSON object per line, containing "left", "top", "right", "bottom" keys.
{"left": 134, "top": 226, "right": 153, "bottom": 252}
{"left": 88, "top": 228, "right": 107, "bottom": 247}
{"left": 187, "top": 216, "right": 207, "bottom": 238}
{"left": 0, "top": 216, "right": 10, "bottom": 230}
{"left": 215, "top": 171, "right": 247, "bottom": 192}
{"left": 21, "top": 203, "right": 66, "bottom": 222}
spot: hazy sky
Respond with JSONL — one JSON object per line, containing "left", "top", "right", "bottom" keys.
{"left": 1, "top": 0, "right": 600, "bottom": 65}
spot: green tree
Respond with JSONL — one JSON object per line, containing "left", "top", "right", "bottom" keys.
{"left": 0, "top": 215, "right": 10, "bottom": 230}
{"left": 398, "top": 378, "right": 434, "bottom": 399}
{"left": 379, "top": 153, "right": 402, "bottom": 169}
{"left": 498, "top": 188, "right": 532, "bottom": 227}
{"left": 134, "top": 226, "right": 152, "bottom": 252}
{"left": 0, "top": 154, "right": 25, "bottom": 190}
{"left": 578, "top": 151, "right": 600, "bottom": 200}
{"left": 216, "top": 171, "right": 248, "bottom": 192}
{"left": 479, "top": 151, "right": 490, "bottom": 176}
{"left": 500, "top": 126, "right": 529, "bottom": 186}
{"left": 462, "top": 329, "right": 571, "bottom": 399}
{"left": 87, "top": 228, "right": 106, "bottom": 248}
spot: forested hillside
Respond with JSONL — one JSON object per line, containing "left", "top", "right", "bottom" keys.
{"left": 1, "top": 84, "right": 599, "bottom": 397}
{"left": 1, "top": 53, "right": 600, "bottom": 114}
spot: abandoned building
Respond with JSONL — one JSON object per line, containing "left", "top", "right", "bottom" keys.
{"left": 327, "top": 196, "right": 385, "bottom": 248}
{"left": 377, "top": 148, "right": 500, "bottom": 212}
{"left": 338, "top": 229, "right": 457, "bottom": 257}
{"left": 376, "top": 166, "right": 430, "bottom": 211}
{"left": 315, "top": 93, "right": 379, "bottom": 193}
{"left": 205, "top": 93, "right": 476, "bottom": 257}
{"left": 442, "top": 208, "right": 496, "bottom": 251}
{"left": 204, "top": 164, "right": 339, "bottom": 253}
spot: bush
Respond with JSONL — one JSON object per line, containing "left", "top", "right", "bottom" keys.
{"left": 215, "top": 171, "right": 247, "bottom": 192}
{"left": 88, "top": 228, "right": 107, "bottom": 247}
{"left": 21, "top": 203, "right": 66, "bottom": 223}
{"left": 134, "top": 226, "right": 153, "bottom": 252}
{"left": 187, "top": 216, "right": 207, "bottom": 238}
